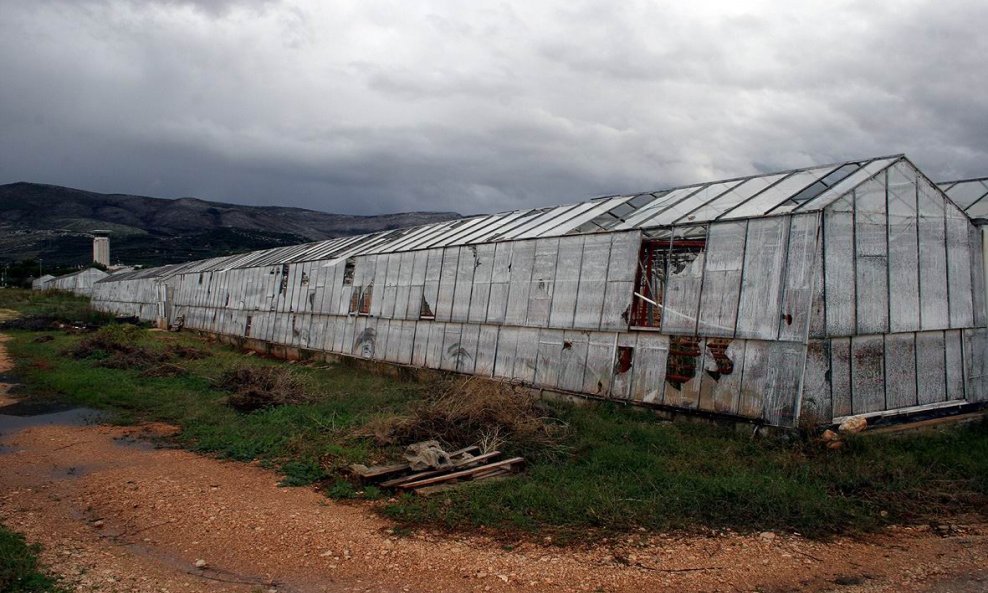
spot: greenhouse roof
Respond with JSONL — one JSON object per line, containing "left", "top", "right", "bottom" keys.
{"left": 103, "top": 154, "right": 922, "bottom": 280}
{"left": 939, "top": 177, "right": 988, "bottom": 219}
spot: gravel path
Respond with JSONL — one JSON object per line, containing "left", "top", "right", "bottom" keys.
{"left": 0, "top": 333, "right": 986, "bottom": 593}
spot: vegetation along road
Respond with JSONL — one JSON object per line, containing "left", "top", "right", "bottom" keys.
{"left": 0, "top": 289, "right": 986, "bottom": 592}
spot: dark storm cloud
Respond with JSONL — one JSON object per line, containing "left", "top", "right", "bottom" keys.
{"left": 1, "top": 0, "right": 986, "bottom": 215}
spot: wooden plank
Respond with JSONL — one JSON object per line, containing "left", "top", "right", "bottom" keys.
{"left": 573, "top": 235, "right": 611, "bottom": 330}
{"left": 945, "top": 213, "right": 974, "bottom": 328}
{"left": 630, "top": 332, "right": 669, "bottom": 404}
{"left": 888, "top": 164, "right": 921, "bottom": 333}
{"left": 399, "top": 457, "right": 525, "bottom": 490}
{"left": 474, "top": 325, "right": 499, "bottom": 377}
{"left": 379, "top": 449, "right": 497, "bottom": 488}
{"left": 504, "top": 241, "right": 536, "bottom": 325}
{"left": 467, "top": 243, "right": 495, "bottom": 324}
{"left": 945, "top": 329, "right": 965, "bottom": 401}
{"left": 823, "top": 200, "right": 856, "bottom": 337}
{"left": 851, "top": 335, "right": 885, "bottom": 414}
{"left": 697, "top": 221, "right": 745, "bottom": 337}
{"left": 737, "top": 217, "right": 789, "bottom": 339}
{"left": 884, "top": 333, "right": 917, "bottom": 409}
{"left": 916, "top": 331, "right": 946, "bottom": 405}
{"left": 698, "top": 337, "right": 745, "bottom": 415}
{"left": 485, "top": 243, "right": 513, "bottom": 324}
{"left": 548, "top": 236, "right": 584, "bottom": 328}
{"left": 557, "top": 330, "right": 591, "bottom": 393}
{"left": 526, "top": 238, "right": 559, "bottom": 327}
{"left": 583, "top": 332, "right": 616, "bottom": 396}
{"left": 662, "top": 227, "right": 706, "bottom": 335}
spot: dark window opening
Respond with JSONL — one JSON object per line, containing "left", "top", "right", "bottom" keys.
{"left": 666, "top": 336, "right": 701, "bottom": 390}
{"left": 631, "top": 234, "right": 706, "bottom": 328}
{"left": 358, "top": 283, "right": 373, "bottom": 316}
{"left": 300, "top": 272, "right": 309, "bottom": 285}
{"left": 419, "top": 295, "right": 435, "bottom": 320}
{"left": 349, "top": 286, "right": 360, "bottom": 314}
{"left": 615, "top": 346, "right": 634, "bottom": 374}
{"left": 244, "top": 315, "right": 253, "bottom": 337}
{"left": 279, "top": 263, "right": 290, "bottom": 294}
{"left": 342, "top": 257, "right": 355, "bottom": 286}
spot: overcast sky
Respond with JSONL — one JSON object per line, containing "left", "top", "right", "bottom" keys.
{"left": 1, "top": 0, "right": 986, "bottom": 215}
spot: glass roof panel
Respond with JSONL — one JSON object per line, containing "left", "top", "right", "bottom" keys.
{"left": 941, "top": 179, "right": 988, "bottom": 210}
{"left": 767, "top": 163, "right": 862, "bottom": 214}
{"left": 645, "top": 180, "right": 743, "bottom": 226}
{"left": 793, "top": 157, "right": 900, "bottom": 212}
{"left": 514, "top": 200, "right": 603, "bottom": 239}
{"left": 719, "top": 169, "right": 831, "bottom": 220}
{"left": 613, "top": 187, "right": 703, "bottom": 230}
{"left": 681, "top": 172, "right": 789, "bottom": 223}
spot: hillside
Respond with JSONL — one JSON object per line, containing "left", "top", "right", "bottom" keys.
{"left": 0, "top": 182, "right": 461, "bottom": 267}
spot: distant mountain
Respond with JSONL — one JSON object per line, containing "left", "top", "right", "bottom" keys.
{"left": 0, "top": 182, "right": 461, "bottom": 267}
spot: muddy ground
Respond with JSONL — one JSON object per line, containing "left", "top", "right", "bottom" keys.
{"left": 1, "top": 333, "right": 986, "bottom": 593}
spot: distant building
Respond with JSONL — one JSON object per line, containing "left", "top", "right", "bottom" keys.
{"left": 92, "top": 230, "right": 111, "bottom": 267}
{"left": 31, "top": 274, "right": 55, "bottom": 290}
{"left": 44, "top": 268, "right": 109, "bottom": 297}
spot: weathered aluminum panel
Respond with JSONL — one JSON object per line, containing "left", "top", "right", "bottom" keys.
{"left": 850, "top": 335, "right": 885, "bottom": 414}
{"left": 548, "top": 236, "right": 584, "bottom": 328}
{"left": 526, "top": 238, "right": 559, "bottom": 327}
{"left": 534, "top": 329, "right": 564, "bottom": 388}
{"left": 467, "top": 244, "right": 495, "bottom": 324}
{"left": 697, "top": 221, "right": 745, "bottom": 336}
{"left": 425, "top": 322, "right": 446, "bottom": 369}
{"left": 493, "top": 326, "right": 519, "bottom": 379}
{"left": 583, "top": 332, "right": 616, "bottom": 395}
{"left": 573, "top": 235, "right": 611, "bottom": 329}
{"left": 662, "top": 227, "right": 706, "bottom": 335}
{"left": 800, "top": 340, "right": 832, "bottom": 424}
{"left": 504, "top": 241, "right": 536, "bottom": 325}
{"left": 964, "top": 328, "right": 988, "bottom": 402}
{"left": 440, "top": 323, "right": 464, "bottom": 371}
{"left": 630, "top": 333, "right": 668, "bottom": 404}
{"left": 830, "top": 337, "right": 852, "bottom": 418}
{"left": 514, "top": 327, "right": 541, "bottom": 384}
{"left": 778, "top": 214, "right": 819, "bottom": 341}
{"left": 884, "top": 333, "right": 917, "bottom": 409}
{"left": 823, "top": 199, "right": 856, "bottom": 336}
{"left": 663, "top": 336, "right": 703, "bottom": 409}
{"left": 450, "top": 246, "right": 476, "bottom": 322}
{"left": 888, "top": 164, "right": 921, "bottom": 333}
{"left": 915, "top": 331, "right": 947, "bottom": 405}
{"left": 457, "top": 324, "right": 480, "bottom": 374}
{"left": 736, "top": 217, "right": 788, "bottom": 339}
{"left": 474, "top": 325, "right": 499, "bottom": 377}
{"left": 557, "top": 330, "right": 591, "bottom": 393}
{"left": 485, "top": 242, "right": 513, "bottom": 324}
{"left": 945, "top": 208, "right": 974, "bottom": 328}
{"left": 762, "top": 341, "right": 805, "bottom": 427}
{"left": 854, "top": 178, "right": 890, "bottom": 335}
{"left": 411, "top": 320, "right": 430, "bottom": 367}
{"left": 918, "top": 179, "right": 949, "bottom": 330}
{"left": 698, "top": 337, "right": 746, "bottom": 415}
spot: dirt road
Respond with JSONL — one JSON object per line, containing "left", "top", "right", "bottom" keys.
{"left": 1, "top": 333, "right": 986, "bottom": 593}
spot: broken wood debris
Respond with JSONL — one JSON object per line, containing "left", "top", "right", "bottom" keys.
{"left": 350, "top": 442, "right": 524, "bottom": 495}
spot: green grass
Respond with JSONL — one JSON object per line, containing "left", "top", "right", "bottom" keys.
{"left": 2, "top": 289, "right": 987, "bottom": 540}
{"left": 0, "top": 526, "right": 67, "bottom": 593}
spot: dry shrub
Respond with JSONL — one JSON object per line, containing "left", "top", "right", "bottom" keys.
{"left": 366, "top": 377, "right": 569, "bottom": 461}
{"left": 165, "top": 345, "right": 209, "bottom": 360}
{"left": 140, "top": 363, "right": 188, "bottom": 378}
{"left": 68, "top": 324, "right": 167, "bottom": 369}
{"left": 216, "top": 365, "right": 313, "bottom": 413}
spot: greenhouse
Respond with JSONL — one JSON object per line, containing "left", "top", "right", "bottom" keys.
{"left": 89, "top": 155, "right": 988, "bottom": 427}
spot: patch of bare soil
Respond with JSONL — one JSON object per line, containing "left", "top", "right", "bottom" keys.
{"left": 1, "top": 337, "right": 986, "bottom": 593}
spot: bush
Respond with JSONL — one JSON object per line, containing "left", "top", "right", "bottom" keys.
{"left": 362, "top": 377, "right": 569, "bottom": 461}
{"left": 216, "top": 365, "right": 314, "bottom": 412}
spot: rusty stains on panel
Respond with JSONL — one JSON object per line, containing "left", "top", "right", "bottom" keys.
{"left": 666, "top": 335, "right": 701, "bottom": 389}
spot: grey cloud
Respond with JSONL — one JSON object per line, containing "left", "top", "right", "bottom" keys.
{"left": 1, "top": 0, "right": 987, "bottom": 217}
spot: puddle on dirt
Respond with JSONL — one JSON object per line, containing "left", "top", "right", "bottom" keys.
{"left": 0, "top": 401, "right": 106, "bottom": 444}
